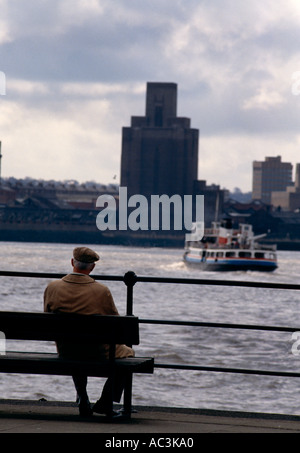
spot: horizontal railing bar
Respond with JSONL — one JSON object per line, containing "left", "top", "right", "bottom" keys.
{"left": 138, "top": 318, "right": 300, "bottom": 333}
{"left": 135, "top": 275, "right": 300, "bottom": 291}
{"left": 0, "top": 270, "right": 124, "bottom": 282}
{"left": 154, "top": 362, "right": 300, "bottom": 378}
{"left": 1, "top": 270, "right": 300, "bottom": 291}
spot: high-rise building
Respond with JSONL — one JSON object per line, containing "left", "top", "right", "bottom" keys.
{"left": 271, "top": 163, "right": 300, "bottom": 211}
{"left": 252, "top": 156, "right": 293, "bottom": 204}
{"left": 120, "top": 82, "right": 199, "bottom": 199}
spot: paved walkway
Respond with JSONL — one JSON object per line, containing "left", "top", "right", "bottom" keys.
{"left": 0, "top": 399, "right": 300, "bottom": 433}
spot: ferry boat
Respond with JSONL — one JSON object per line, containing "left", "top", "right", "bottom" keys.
{"left": 183, "top": 219, "right": 278, "bottom": 272}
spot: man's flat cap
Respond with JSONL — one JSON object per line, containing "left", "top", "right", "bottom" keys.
{"left": 73, "top": 247, "right": 100, "bottom": 263}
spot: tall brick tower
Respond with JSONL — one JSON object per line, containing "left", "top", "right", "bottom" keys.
{"left": 120, "top": 82, "right": 199, "bottom": 199}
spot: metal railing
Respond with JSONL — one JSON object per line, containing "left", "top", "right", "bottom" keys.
{"left": 1, "top": 269, "right": 300, "bottom": 378}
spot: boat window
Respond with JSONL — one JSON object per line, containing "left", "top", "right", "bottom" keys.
{"left": 225, "top": 252, "right": 236, "bottom": 257}
{"left": 254, "top": 252, "right": 264, "bottom": 259}
{"left": 239, "top": 251, "right": 251, "bottom": 258}
{"left": 216, "top": 252, "right": 224, "bottom": 257}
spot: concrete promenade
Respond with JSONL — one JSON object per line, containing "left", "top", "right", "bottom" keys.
{"left": 0, "top": 399, "right": 300, "bottom": 433}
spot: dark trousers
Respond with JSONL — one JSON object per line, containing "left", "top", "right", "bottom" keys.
{"left": 72, "top": 373, "right": 126, "bottom": 408}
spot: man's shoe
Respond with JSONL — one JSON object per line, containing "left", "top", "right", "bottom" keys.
{"left": 92, "top": 400, "right": 123, "bottom": 418}
{"left": 92, "top": 399, "right": 114, "bottom": 415}
{"left": 78, "top": 400, "right": 93, "bottom": 417}
{"left": 92, "top": 399, "right": 107, "bottom": 414}
{"left": 105, "top": 409, "right": 124, "bottom": 420}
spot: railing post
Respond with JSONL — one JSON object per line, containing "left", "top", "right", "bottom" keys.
{"left": 123, "top": 271, "right": 137, "bottom": 316}
{"left": 123, "top": 271, "right": 137, "bottom": 415}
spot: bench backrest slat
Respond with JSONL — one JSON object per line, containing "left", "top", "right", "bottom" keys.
{"left": 0, "top": 312, "right": 140, "bottom": 345}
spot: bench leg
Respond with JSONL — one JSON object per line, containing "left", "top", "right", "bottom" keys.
{"left": 123, "top": 373, "right": 133, "bottom": 417}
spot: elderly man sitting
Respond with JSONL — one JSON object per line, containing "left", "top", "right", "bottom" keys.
{"left": 44, "top": 246, "right": 134, "bottom": 417}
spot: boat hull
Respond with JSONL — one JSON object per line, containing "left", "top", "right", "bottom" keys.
{"left": 183, "top": 252, "right": 278, "bottom": 272}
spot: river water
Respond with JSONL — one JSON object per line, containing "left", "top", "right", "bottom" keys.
{"left": 0, "top": 241, "right": 300, "bottom": 416}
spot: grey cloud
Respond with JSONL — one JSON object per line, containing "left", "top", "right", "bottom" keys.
{"left": 1, "top": 15, "right": 169, "bottom": 83}
{"left": 1, "top": 0, "right": 300, "bottom": 190}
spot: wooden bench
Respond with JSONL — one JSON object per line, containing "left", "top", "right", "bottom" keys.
{"left": 0, "top": 311, "right": 154, "bottom": 419}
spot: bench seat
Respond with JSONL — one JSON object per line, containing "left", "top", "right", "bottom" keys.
{"left": 0, "top": 352, "right": 154, "bottom": 377}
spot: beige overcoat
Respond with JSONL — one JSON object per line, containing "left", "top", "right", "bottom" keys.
{"left": 44, "top": 273, "right": 134, "bottom": 359}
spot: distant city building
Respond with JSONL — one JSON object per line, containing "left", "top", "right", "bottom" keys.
{"left": 120, "top": 82, "right": 199, "bottom": 199}
{"left": 252, "top": 156, "right": 293, "bottom": 204}
{"left": 0, "top": 177, "right": 118, "bottom": 209}
{"left": 271, "top": 163, "right": 300, "bottom": 211}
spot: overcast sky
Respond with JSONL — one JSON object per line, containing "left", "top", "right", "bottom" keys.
{"left": 1, "top": 0, "right": 300, "bottom": 192}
